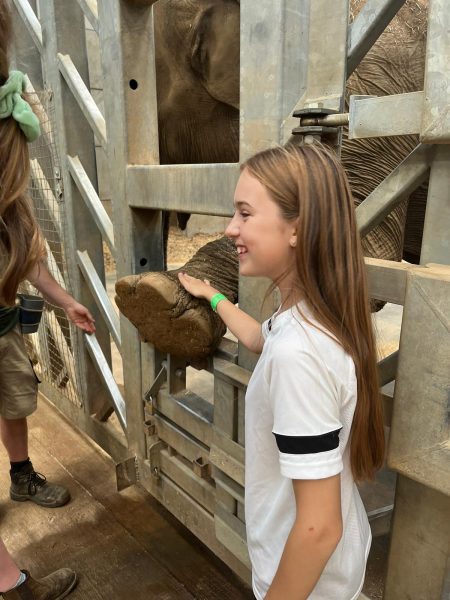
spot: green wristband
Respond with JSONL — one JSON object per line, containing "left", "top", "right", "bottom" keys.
{"left": 210, "top": 293, "right": 227, "bottom": 312}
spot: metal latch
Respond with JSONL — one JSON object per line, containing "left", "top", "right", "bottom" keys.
{"left": 144, "top": 363, "right": 167, "bottom": 409}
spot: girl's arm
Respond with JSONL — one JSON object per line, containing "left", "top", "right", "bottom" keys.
{"left": 265, "top": 474, "right": 343, "bottom": 600}
{"left": 178, "top": 272, "right": 264, "bottom": 354}
{"left": 27, "top": 261, "right": 96, "bottom": 333}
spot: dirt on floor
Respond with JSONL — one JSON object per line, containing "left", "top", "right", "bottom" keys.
{"left": 104, "top": 227, "right": 221, "bottom": 274}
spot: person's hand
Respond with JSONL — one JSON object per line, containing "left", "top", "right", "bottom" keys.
{"left": 178, "top": 272, "right": 218, "bottom": 301}
{"left": 64, "top": 301, "right": 96, "bottom": 333}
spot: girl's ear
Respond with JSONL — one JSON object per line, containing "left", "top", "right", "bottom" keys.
{"left": 289, "top": 221, "right": 298, "bottom": 247}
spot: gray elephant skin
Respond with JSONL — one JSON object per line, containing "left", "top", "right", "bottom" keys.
{"left": 115, "top": 0, "right": 427, "bottom": 358}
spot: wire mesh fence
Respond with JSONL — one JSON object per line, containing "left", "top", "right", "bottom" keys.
{"left": 20, "top": 88, "right": 83, "bottom": 408}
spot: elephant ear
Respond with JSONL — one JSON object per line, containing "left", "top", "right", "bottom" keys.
{"left": 190, "top": 1, "right": 240, "bottom": 110}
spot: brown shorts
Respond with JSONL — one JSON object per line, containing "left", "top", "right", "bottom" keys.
{"left": 0, "top": 325, "right": 38, "bottom": 419}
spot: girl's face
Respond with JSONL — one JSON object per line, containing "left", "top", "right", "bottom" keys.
{"left": 226, "top": 169, "right": 297, "bottom": 284}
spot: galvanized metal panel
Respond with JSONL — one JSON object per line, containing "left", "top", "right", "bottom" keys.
{"left": 420, "top": 0, "right": 450, "bottom": 143}
{"left": 126, "top": 164, "right": 239, "bottom": 215}
{"left": 240, "top": 0, "right": 309, "bottom": 156}
{"left": 57, "top": 53, "right": 107, "bottom": 147}
{"left": 77, "top": 0, "right": 98, "bottom": 33}
{"left": 40, "top": 0, "right": 112, "bottom": 417}
{"left": 388, "top": 268, "right": 450, "bottom": 496}
{"left": 76, "top": 250, "right": 121, "bottom": 350}
{"left": 159, "top": 449, "right": 215, "bottom": 514}
{"left": 68, "top": 155, "right": 115, "bottom": 257}
{"left": 85, "top": 333, "right": 127, "bottom": 431}
{"left": 12, "top": 0, "right": 42, "bottom": 53}
{"left": 137, "top": 460, "right": 251, "bottom": 584}
{"left": 349, "top": 92, "right": 424, "bottom": 139}
{"left": 385, "top": 477, "right": 450, "bottom": 600}
{"left": 365, "top": 258, "right": 408, "bottom": 305}
{"left": 156, "top": 390, "right": 213, "bottom": 448}
{"left": 420, "top": 146, "right": 450, "bottom": 266}
{"left": 297, "top": 0, "right": 349, "bottom": 112}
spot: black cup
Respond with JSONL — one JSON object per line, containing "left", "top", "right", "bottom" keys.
{"left": 18, "top": 294, "right": 44, "bottom": 334}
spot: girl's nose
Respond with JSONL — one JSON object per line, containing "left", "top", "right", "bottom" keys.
{"left": 225, "top": 214, "right": 239, "bottom": 238}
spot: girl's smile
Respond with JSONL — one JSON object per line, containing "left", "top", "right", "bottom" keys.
{"left": 225, "top": 169, "right": 297, "bottom": 286}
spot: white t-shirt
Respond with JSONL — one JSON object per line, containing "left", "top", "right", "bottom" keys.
{"left": 245, "top": 304, "right": 371, "bottom": 600}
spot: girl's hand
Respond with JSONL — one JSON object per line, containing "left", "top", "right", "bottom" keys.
{"left": 178, "top": 272, "right": 218, "bottom": 302}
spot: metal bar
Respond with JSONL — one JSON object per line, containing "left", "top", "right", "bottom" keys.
{"left": 77, "top": 250, "right": 121, "bottom": 351}
{"left": 57, "top": 53, "right": 107, "bottom": 147}
{"left": 12, "top": 0, "right": 43, "bottom": 54}
{"left": 156, "top": 390, "right": 213, "bottom": 447}
{"left": 300, "top": 113, "right": 349, "bottom": 128}
{"left": 378, "top": 350, "right": 399, "bottom": 386}
{"left": 420, "top": 0, "right": 450, "bottom": 142}
{"left": 76, "top": 0, "right": 99, "bottom": 33}
{"left": 347, "top": 0, "right": 407, "bottom": 76}
{"left": 68, "top": 155, "right": 115, "bottom": 257}
{"left": 85, "top": 333, "right": 126, "bottom": 431}
{"left": 365, "top": 258, "right": 409, "bottom": 305}
{"left": 126, "top": 163, "right": 239, "bottom": 214}
{"left": 420, "top": 145, "right": 450, "bottom": 266}
{"left": 298, "top": 0, "right": 349, "bottom": 112}
{"left": 356, "top": 144, "right": 434, "bottom": 237}
{"left": 241, "top": 1, "right": 310, "bottom": 154}
{"left": 349, "top": 92, "right": 424, "bottom": 139}
{"left": 98, "top": 0, "right": 162, "bottom": 459}
{"left": 154, "top": 415, "right": 209, "bottom": 465}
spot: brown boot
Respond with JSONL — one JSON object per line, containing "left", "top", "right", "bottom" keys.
{"left": 115, "top": 236, "right": 238, "bottom": 358}
{"left": 2, "top": 569, "right": 77, "bottom": 600}
{"left": 10, "top": 463, "right": 70, "bottom": 508}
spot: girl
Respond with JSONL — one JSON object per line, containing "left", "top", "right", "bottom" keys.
{"left": 178, "top": 143, "right": 384, "bottom": 599}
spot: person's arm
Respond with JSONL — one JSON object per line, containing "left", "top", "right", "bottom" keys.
{"left": 27, "top": 261, "right": 95, "bottom": 333}
{"left": 178, "top": 272, "right": 264, "bottom": 354}
{"left": 265, "top": 475, "right": 343, "bottom": 600}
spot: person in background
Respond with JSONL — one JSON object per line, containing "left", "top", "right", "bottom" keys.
{"left": 0, "top": 0, "right": 94, "bottom": 597}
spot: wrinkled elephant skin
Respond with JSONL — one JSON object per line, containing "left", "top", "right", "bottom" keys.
{"left": 117, "top": 0, "right": 427, "bottom": 358}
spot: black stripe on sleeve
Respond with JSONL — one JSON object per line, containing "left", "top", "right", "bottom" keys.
{"left": 273, "top": 428, "right": 342, "bottom": 454}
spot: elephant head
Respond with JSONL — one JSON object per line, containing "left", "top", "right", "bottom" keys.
{"left": 153, "top": 0, "right": 240, "bottom": 166}
{"left": 116, "top": 0, "right": 428, "bottom": 357}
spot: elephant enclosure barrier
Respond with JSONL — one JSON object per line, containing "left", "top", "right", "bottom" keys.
{"left": 11, "top": 1, "right": 450, "bottom": 598}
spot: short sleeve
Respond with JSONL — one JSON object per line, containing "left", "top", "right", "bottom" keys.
{"left": 267, "top": 344, "right": 343, "bottom": 480}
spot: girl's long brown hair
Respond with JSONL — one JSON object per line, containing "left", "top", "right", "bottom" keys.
{"left": 0, "top": 0, "right": 45, "bottom": 306}
{"left": 243, "top": 143, "right": 384, "bottom": 481}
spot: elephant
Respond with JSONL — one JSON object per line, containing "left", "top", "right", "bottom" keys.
{"left": 115, "top": 0, "right": 428, "bottom": 358}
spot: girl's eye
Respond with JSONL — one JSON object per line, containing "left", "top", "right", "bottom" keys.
{"left": 240, "top": 211, "right": 250, "bottom": 218}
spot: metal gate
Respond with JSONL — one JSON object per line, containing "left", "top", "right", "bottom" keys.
{"left": 11, "top": 1, "right": 450, "bottom": 597}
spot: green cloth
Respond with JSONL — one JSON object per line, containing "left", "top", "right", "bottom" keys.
{"left": 0, "top": 305, "right": 20, "bottom": 337}
{"left": 0, "top": 70, "right": 41, "bottom": 142}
